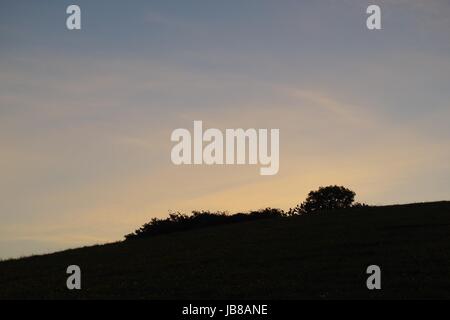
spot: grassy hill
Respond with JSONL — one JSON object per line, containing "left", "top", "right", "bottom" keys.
{"left": 1, "top": 201, "right": 450, "bottom": 299}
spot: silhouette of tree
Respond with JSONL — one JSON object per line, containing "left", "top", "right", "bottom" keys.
{"left": 124, "top": 186, "right": 364, "bottom": 240}
{"left": 292, "top": 185, "right": 356, "bottom": 214}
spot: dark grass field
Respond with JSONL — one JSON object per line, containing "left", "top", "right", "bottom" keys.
{"left": 1, "top": 201, "right": 450, "bottom": 299}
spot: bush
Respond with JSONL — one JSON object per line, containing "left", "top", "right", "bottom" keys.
{"left": 352, "top": 202, "right": 369, "bottom": 208}
{"left": 125, "top": 208, "right": 284, "bottom": 240}
{"left": 291, "top": 185, "right": 356, "bottom": 214}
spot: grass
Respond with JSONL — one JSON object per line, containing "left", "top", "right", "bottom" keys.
{"left": 1, "top": 201, "right": 450, "bottom": 299}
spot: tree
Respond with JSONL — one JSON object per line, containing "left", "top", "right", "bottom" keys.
{"left": 293, "top": 185, "right": 356, "bottom": 214}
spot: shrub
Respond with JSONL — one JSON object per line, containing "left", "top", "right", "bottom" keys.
{"left": 291, "top": 185, "right": 356, "bottom": 214}
{"left": 125, "top": 208, "right": 284, "bottom": 240}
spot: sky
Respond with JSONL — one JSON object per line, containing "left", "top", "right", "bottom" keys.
{"left": 1, "top": 0, "right": 450, "bottom": 259}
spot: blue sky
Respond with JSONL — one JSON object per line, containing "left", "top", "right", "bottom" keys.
{"left": 1, "top": 0, "right": 450, "bottom": 259}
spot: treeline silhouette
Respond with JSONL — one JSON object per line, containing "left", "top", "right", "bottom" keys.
{"left": 125, "top": 185, "right": 368, "bottom": 240}
{"left": 125, "top": 208, "right": 284, "bottom": 240}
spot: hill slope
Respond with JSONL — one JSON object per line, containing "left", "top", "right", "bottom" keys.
{"left": 1, "top": 202, "right": 450, "bottom": 299}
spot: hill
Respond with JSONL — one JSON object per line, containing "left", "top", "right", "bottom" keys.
{"left": 1, "top": 201, "right": 450, "bottom": 299}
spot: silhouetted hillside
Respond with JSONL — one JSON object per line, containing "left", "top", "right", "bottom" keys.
{"left": 1, "top": 201, "right": 450, "bottom": 299}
